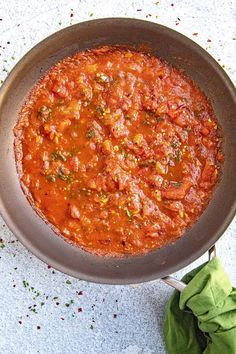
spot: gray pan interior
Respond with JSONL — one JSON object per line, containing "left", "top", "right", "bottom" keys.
{"left": 0, "top": 18, "right": 236, "bottom": 284}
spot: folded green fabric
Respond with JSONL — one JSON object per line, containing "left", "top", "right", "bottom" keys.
{"left": 164, "top": 257, "right": 236, "bottom": 354}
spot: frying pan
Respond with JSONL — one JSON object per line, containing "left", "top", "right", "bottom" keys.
{"left": 0, "top": 18, "right": 236, "bottom": 285}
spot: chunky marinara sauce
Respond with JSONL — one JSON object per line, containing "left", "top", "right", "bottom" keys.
{"left": 15, "top": 46, "right": 223, "bottom": 256}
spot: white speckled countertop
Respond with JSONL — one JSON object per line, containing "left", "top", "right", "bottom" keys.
{"left": 0, "top": 1, "right": 235, "bottom": 353}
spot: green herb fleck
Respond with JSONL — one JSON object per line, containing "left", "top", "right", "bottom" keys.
{"left": 95, "top": 105, "right": 105, "bottom": 115}
{"left": 51, "top": 150, "right": 67, "bottom": 162}
{"left": 57, "top": 170, "right": 73, "bottom": 183}
{"left": 66, "top": 280, "right": 72, "bottom": 285}
{"left": 125, "top": 208, "right": 133, "bottom": 221}
{"left": 86, "top": 129, "right": 95, "bottom": 139}
{"left": 171, "top": 181, "right": 183, "bottom": 188}
{"left": 90, "top": 325, "right": 94, "bottom": 330}
{"left": 171, "top": 141, "right": 179, "bottom": 149}
{"left": 139, "top": 159, "right": 155, "bottom": 167}
{"left": 37, "top": 106, "right": 52, "bottom": 122}
{"left": 65, "top": 300, "right": 74, "bottom": 307}
{"left": 0, "top": 242, "right": 5, "bottom": 249}
{"left": 142, "top": 118, "right": 150, "bottom": 126}
{"left": 121, "top": 149, "right": 128, "bottom": 159}
{"left": 46, "top": 175, "right": 56, "bottom": 183}
{"left": 95, "top": 73, "right": 111, "bottom": 84}
{"left": 156, "top": 117, "right": 164, "bottom": 123}
{"left": 174, "top": 150, "right": 181, "bottom": 163}
{"left": 30, "top": 308, "right": 38, "bottom": 314}
{"left": 23, "top": 280, "right": 29, "bottom": 288}
{"left": 33, "top": 292, "right": 40, "bottom": 300}
{"left": 89, "top": 12, "right": 94, "bottom": 17}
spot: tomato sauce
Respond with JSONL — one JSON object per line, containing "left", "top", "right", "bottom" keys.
{"left": 14, "top": 46, "right": 223, "bottom": 256}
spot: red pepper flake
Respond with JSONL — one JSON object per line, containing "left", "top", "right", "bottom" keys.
{"left": 113, "top": 314, "right": 117, "bottom": 318}
{"left": 70, "top": 13, "right": 74, "bottom": 18}
{"left": 207, "top": 39, "right": 212, "bottom": 42}
{"left": 192, "top": 32, "right": 198, "bottom": 36}
{"left": 171, "top": 3, "right": 174, "bottom": 6}
{"left": 18, "top": 321, "right": 22, "bottom": 324}
{"left": 61, "top": 317, "right": 64, "bottom": 321}
{"left": 47, "top": 265, "right": 51, "bottom": 269}
{"left": 78, "top": 307, "right": 83, "bottom": 312}
{"left": 77, "top": 290, "right": 83, "bottom": 296}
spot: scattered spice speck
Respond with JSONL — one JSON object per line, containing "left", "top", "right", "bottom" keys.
{"left": 89, "top": 12, "right": 94, "bottom": 17}
{"left": 23, "top": 280, "right": 29, "bottom": 288}
{"left": 66, "top": 280, "right": 72, "bottom": 285}
{"left": 30, "top": 308, "right": 38, "bottom": 314}
{"left": 90, "top": 324, "right": 94, "bottom": 330}
{"left": 192, "top": 32, "right": 198, "bottom": 36}
{"left": 0, "top": 241, "right": 5, "bottom": 249}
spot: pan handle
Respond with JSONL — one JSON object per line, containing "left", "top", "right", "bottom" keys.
{"left": 161, "top": 245, "right": 216, "bottom": 292}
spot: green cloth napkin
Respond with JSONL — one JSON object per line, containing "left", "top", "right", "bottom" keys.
{"left": 164, "top": 257, "right": 236, "bottom": 354}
